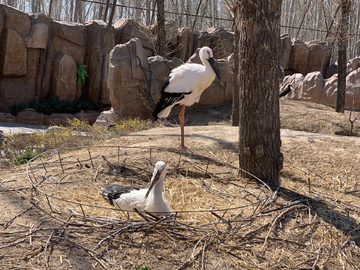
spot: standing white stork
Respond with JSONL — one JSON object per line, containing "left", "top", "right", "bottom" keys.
{"left": 153, "top": 46, "right": 221, "bottom": 150}
{"left": 100, "top": 161, "right": 173, "bottom": 215}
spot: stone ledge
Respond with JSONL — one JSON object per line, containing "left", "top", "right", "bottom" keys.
{"left": 0, "top": 111, "right": 101, "bottom": 126}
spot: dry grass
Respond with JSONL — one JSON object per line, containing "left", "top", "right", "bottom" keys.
{"left": 1, "top": 100, "right": 360, "bottom": 269}
{"left": 0, "top": 117, "right": 158, "bottom": 168}
{"left": 279, "top": 100, "right": 360, "bottom": 135}
{"left": 2, "top": 143, "right": 359, "bottom": 269}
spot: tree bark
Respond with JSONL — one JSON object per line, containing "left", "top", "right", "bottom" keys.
{"left": 108, "top": 0, "right": 117, "bottom": 26}
{"left": 156, "top": 0, "right": 166, "bottom": 57}
{"left": 235, "top": 1, "right": 283, "bottom": 185}
{"left": 232, "top": 22, "right": 239, "bottom": 126}
{"left": 336, "top": 0, "right": 351, "bottom": 113}
{"left": 145, "top": 0, "right": 151, "bottom": 26}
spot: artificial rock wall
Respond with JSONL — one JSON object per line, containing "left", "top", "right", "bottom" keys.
{"left": 0, "top": 4, "right": 115, "bottom": 112}
{"left": 2, "top": 3, "right": 348, "bottom": 123}
{"left": 0, "top": 4, "right": 235, "bottom": 117}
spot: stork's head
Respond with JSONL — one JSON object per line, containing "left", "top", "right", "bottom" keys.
{"left": 200, "top": 46, "right": 214, "bottom": 60}
{"left": 145, "top": 161, "right": 167, "bottom": 198}
{"left": 200, "top": 47, "right": 221, "bottom": 81}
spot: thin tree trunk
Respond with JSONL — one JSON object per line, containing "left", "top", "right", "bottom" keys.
{"left": 336, "top": 0, "right": 351, "bottom": 113}
{"left": 156, "top": 0, "right": 166, "bottom": 57}
{"left": 232, "top": 15, "right": 239, "bottom": 126}
{"left": 98, "top": 0, "right": 104, "bottom": 20}
{"left": 186, "top": 0, "right": 190, "bottom": 28}
{"left": 74, "top": 0, "right": 80, "bottom": 21}
{"left": 295, "top": 0, "right": 311, "bottom": 39}
{"left": 70, "top": 0, "right": 74, "bottom": 21}
{"left": 103, "top": 0, "right": 110, "bottom": 21}
{"left": 288, "top": 0, "right": 296, "bottom": 37}
{"left": 48, "top": 0, "right": 53, "bottom": 17}
{"left": 325, "top": 4, "right": 341, "bottom": 40}
{"left": 135, "top": 0, "right": 141, "bottom": 22}
{"left": 179, "top": 0, "right": 185, "bottom": 26}
{"left": 192, "top": 0, "right": 203, "bottom": 30}
{"left": 108, "top": 0, "right": 117, "bottom": 26}
{"left": 146, "top": 0, "right": 151, "bottom": 26}
{"left": 150, "top": 0, "right": 157, "bottom": 26}
{"left": 357, "top": 3, "right": 360, "bottom": 56}
{"left": 235, "top": 0, "right": 283, "bottom": 185}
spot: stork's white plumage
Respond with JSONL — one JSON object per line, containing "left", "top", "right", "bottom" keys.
{"left": 100, "top": 161, "right": 173, "bottom": 215}
{"left": 153, "top": 46, "right": 221, "bottom": 150}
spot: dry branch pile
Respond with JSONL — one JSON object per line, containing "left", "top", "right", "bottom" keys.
{"left": 1, "top": 145, "right": 360, "bottom": 269}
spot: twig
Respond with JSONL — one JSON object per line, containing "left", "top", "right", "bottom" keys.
{"left": 0, "top": 237, "right": 28, "bottom": 250}
{"left": 261, "top": 205, "right": 300, "bottom": 251}
{"left": 0, "top": 264, "right": 39, "bottom": 270}
{"left": 62, "top": 235, "right": 114, "bottom": 269}
{"left": 57, "top": 150, "right": 64, "bottom": 174}
{"left": 3, "top": 206, "right": 34, "bottom": 229}
{"left": 102, "top": 155, "right": 116, "bottom": 170}
{"left": 44, "top": 230, "right": 55, "bottom": 270}
{"left": 177, "top": 234, "right": 217, "bottom": 270}
{"left": 88, "top": 148, "right": 94, "bottom": 168}
{"left": 201, "top": 240, "right": 206, "bottom": 270}
{"left": 93, "top": 165, "right": 103, "bottom": 182}
{"left": 211, "top": 211, "right": 232, "bottom": 229}
{"left": 77, "top": 158, "right": 83, "bottom": 169}
{"left": 133, "top": 208, "right": 150, "bottom": 222}
{"left": 0, "top": 179, "right": 17, "bottom": 183}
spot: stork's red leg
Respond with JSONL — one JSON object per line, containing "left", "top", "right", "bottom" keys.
{"left": 178, "top": 105, "right": 187, "bottom": 151}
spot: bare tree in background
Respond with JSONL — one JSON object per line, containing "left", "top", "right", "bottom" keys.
{"left": 157, "top": 0, "right": 166, "bottom": 57}
{"left": 336, "top": 0, "right": 351, "bottom": 113}
{"left": 232, "top": 30, "right": 239, "bottom": 127}
{"left": 235, "top": 0, "right": 283, "bottom": 185}
{"left": 145, "top": 0, "right": 151, "bottom": 26}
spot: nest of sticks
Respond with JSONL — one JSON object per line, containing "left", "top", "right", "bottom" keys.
{"left": 0, "top": 145, "right": 358, "bottom": 269}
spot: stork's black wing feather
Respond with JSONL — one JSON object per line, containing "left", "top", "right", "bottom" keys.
{"left": 100, "top": 183, "right": 145, "bottom": 206}
{"left": 161, "top": 76, "right": 170, "bottom": 92}
{"left": 152, "top": 77, "right": 191, "bottom": 120}
{"left": 279, "top": 85, "right": 291, "bottom": 97}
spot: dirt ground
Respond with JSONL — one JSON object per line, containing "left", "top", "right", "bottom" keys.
{"left": 1, "top": 100, "right": 360, "bottom": 269}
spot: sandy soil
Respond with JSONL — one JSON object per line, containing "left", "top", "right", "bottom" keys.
{"left": 1, "top": 100, "right": 360, "bottom": 269}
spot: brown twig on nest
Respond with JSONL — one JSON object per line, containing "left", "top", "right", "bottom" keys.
{"left": 3, "top": 206, "right": 33, "bottom": 229}
{"left": 19, "top": 144, "right": 360, "bottom": 269}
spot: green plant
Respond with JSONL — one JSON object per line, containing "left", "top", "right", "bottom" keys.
{"left": 134, "top": 266, "right": 150, "bottom": 270}
{"left": 12, "top": 147, "right": 38, "bottom": 165}
{"left": 77, "top": 61, "right": 88, "bottom": 85}
{"left": 8, "top": 102, "right": 28, "bottom": 116}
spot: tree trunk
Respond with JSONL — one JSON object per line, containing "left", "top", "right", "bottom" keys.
{"left": 336, "top": 0, "right": 351, "bottom": 113}
{"left": 235, "top": 1, "right": 283, "bottom": 185}
{"left": 186, "top": 0, "right": 190, "bottom": 28}
{"left": 232, "top": 23, "right": 239, "bottom": 127}
{"left": 108, "top": 0, "right": 117, "bottom": 26}
{"left": 156, "top": 0, "right": 166, "bottom": 57}
{"left": 74, "top": 0, "right": 80, "bottom": 22}
{"left": 145, "top": 0, "right": 151, "bottom": 26}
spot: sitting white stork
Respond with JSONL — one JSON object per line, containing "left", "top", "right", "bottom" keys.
{"left": 100, "top": 161, "right": 173, "bottom": 215}
{"left": 153, "top": 46, "right": 221, "bottom": 150}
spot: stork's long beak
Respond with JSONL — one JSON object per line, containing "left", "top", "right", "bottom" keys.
{"left": 145, "top": 169, "right": 161, "bottom": 198}
{"left": 208, "top": 57, "right": 221, "bottom": 80}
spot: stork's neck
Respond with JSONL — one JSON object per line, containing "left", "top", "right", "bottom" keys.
{"left": 200, "top": 54, "right": 211, "bottom": 70}
{"left": 149, "top": 173, "right": 166, "bottom": 199}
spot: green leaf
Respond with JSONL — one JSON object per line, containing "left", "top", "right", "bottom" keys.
{"left": 77, "top": 61, "right": 88, "bottom": 85}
